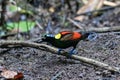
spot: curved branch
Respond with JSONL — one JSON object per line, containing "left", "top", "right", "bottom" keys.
{"left": 68, "top": 18, "right": 120, "bottom": 33}
{"left": 75, "top": 26, "right": 120, "bottom": 33}
{"left": 0, "top": 40, "right": 120, "bottom": 73}
{"left": 84, "top": 26, "right": 120, "bottom": 33}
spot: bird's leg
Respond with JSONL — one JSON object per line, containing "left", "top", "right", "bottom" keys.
{"left": 58, "top": 48, "right": 63, "bottom": 54}
{"left": 69, "top": 48, "right": 78, "bottom": 55}
{"left": 63, "top": 48, "right": 78, "bottom": 59}
{"left": 58, "top": 48, "right": 78, "bottom": 58}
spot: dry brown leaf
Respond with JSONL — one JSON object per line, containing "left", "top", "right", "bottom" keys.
{"left": 82, "top": 0, "right": 118, "bottom": 7}
{"left": 14, "top": 73, "right": 24, "bottom": 80}
{"left": 49, "top": 7, "right": 55, "bottom": 13}
{"left": 1, "top": 70, "right": 23, "bottom": 80}
{"left": 82, "top": 0, "right": 88, "bottom": 4}
{"left": 77, "top": 0, "right": 104, "bottom": 14}
{"left": 104, "top": 0, "right": 118, "bottom": 7}
{"left": 74, "top": 0, "right": 104, "bottom": 21}
{"left": 1, "top": 70, "right": 18, "bottom": 79}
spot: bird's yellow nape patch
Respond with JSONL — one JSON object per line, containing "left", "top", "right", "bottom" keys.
{"left": 55, "top": 33, "right": 61, "bottom": 39}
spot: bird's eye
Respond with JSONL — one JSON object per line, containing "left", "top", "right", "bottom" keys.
{"left": 87, "top": 32, "right": 97, "bottom": 41}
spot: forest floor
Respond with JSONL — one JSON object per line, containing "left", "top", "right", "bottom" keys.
{"left": 0, "top": 1, "right": 120, "bottom": 80}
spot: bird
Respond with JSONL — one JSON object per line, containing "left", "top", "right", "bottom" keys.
{"left": 41, "top": 31, "right": 96, "bottom": 55}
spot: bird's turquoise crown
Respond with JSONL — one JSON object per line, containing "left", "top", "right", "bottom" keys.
{"left": 42, "top": 34, "right": 55, "bottom": 38}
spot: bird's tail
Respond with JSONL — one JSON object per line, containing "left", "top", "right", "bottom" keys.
{"left": 80, "top": 31, "right": 97, "bottom": 41}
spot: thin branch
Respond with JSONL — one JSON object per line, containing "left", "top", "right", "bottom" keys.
{"left": 0, "top": 40, "right": 120, "bottom": 73}
{"left": 67, "top": 18, "right": 84, "bottom": 30}
{"left": 0, "top": 32, "right": 28, "bottom": 39}
{"left": 76, "top": 26, "right": 120, "bottom": 33}
{"left": 85, "top": 26, "right": 120, "bottom": 33}
{"left": 51, "top": 70, "right": 65, "bottom": 80}
{"left": 68, "top": 16, "right": 120, "bottom": 33}
{"left": 0, "top": 0, "right": 7, "bottom": 30}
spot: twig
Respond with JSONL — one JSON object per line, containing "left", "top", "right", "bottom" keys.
{"left": 66, "top": 20, "right": 120, "bottom": 33}
{"left": 67, "top": 18, "right": 84, "bottom": 30}
{"left": 35, "top": 20, "right": 43, "bottom": 30}
{"left": 51, "top": 70, "right": 64, "bottom": 80}
{"left": 77, "top": 26, "right": 120, "bottom": 33}
{"left": 0, "top": 0, "right": 7, "bottom": 30}
{"left": 0, "top": 32, "right": 28, "bottom": 39}
{"left": 0, "top": 40, "right": 120, "bottom": 73}
{"left": 68, "top": 17, "right": 120, "bottom": 33}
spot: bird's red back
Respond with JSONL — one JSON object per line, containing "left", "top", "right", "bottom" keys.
{"left": 72, "top": 32, "right": 82, "bottom": 40}
{"left": 60, "top": 31, "right": 82, "bottom": 40}
{"left": 60, "top": 31, "right": 71, "bottom": 35}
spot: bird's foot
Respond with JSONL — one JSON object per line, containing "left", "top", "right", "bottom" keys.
{"left": 58, "top": 48, "right": 78, "bottom": 58}
{"left": 66, "top": 49, "right": 78, "bottom": 58}
{"left": 58, "top": 48, "right": 63, "bottom": 55}
{"left": 69, "top": 49, "right": 78, "bottom": 55}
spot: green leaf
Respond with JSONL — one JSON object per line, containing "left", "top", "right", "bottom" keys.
{"left": 7, "top": 21, "right": 35, "bottom": 32}
{"left": 8, "top": 5, "right": 21, "bottom": 12}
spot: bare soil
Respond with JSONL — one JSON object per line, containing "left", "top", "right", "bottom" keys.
{"left": 0, "top": 3, "right": 120, "bottom": 80}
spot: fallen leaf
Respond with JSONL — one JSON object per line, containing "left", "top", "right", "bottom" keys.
{"left": 1, "top": 70, "right": 17, "bottom": 79}
{"left": 74, "top": 0, "right": 104, "bottom": 21}
{"left": 14, "top": 73, "right": 24, "bottom": 80}
{"left": 1, "top": 70, "right": 23, "bottom": 80}
{"left": 49, "top": 7, "right": 55, "bottom": 13}
{"left": 7, "top": 21, "right": 36, "bottom": 33}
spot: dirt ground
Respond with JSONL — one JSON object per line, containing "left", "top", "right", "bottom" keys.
{"left": 0, "top": 3, "right": 120, "bottom": 80}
